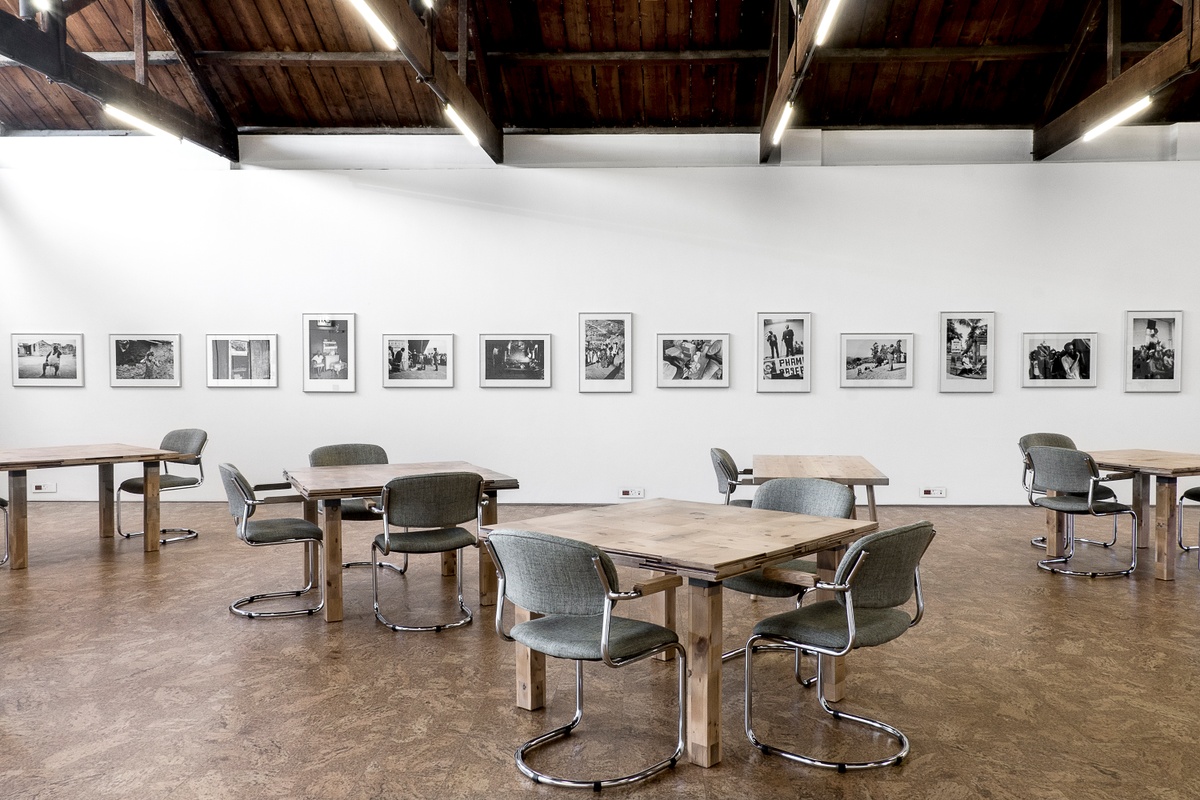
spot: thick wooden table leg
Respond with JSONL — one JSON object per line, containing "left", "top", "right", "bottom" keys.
{"left": 1133, "top": 473, "right": 1151, "bottom": 549}
{"left": 816, "top": 546, "right": 848, "bottom": 702}
{"left": 649, "top": 570, "right": 677, "bottom": 661}
{"left": 9, "top": 471, "right": 28, "bottom": 569}
{"left": 98, "top": 464, "right": 115, "bottom": 539}
{"left": 515, "top": 606, "right": 545, "bottom": 710}
{"left": 478, "top": 491, "right": 499, "bottom": 607}
{"left": 314, "top": 499, "right": 343, "bottom": 623}
{"left": 141, "top": 461, "right": 160, "bottom": 553}
{"left": 687, "top": 578, "right": 722, "bottom": 767}
{"left": 864, "top": 485, "right": 878, "bottom": 521}
{"left": 1156, "top": 477, "right": 1178, "bottom": 580}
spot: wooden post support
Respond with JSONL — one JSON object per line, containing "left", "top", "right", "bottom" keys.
{"left": 9, "top": 471, "right": 27, "bottom": 569}
{"left": 315, "top": 499, "right": 343, "bottom": 623}
{"left": 816, "top": 546, "right": 848, "bottom": 702}
{"left": 649, "top": 570, "right": 677, "bottom": 661}
{"left": 1156, "top": 477, "right": 1178, "bottom": 581}
{"left": 98, "top": 463, "right": 115, "bottom": 539}
{"left": 477, "top": 490, "right": 499, "bottom": 607}
{"left": 515, "top": 606, "right": 545, "bottom": 710}
{"left": 141, "top": 460, "right": 160, "bottom": 553}
{"left": 687, "top": 578, "right": 722, "bottom": 767}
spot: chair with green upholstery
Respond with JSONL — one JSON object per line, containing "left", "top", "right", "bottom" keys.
{"left": 219, "top": 463, "right": 324, "bottom": 619}
{"left": 744, "top": 521, "right": 936, "bottom": 771}
{"left": 116, "top": 428, "right": 208, "bottom": 544}
{"left": 711, "top": 447, "right": 754, "bottom": 507}
{"left": 308, "top": 443, "right": 388, "bottom": 567}
{"left": 1018, "top": 432, "right": 1117, "bottom": 549}
{"left": 368, "top": 471, "right": 483, "bottom": 632}
{"left": 484, "top": 529, "right": 687, "bottom": 790}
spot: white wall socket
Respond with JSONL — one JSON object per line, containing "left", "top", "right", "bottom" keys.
{"left": 920, "top": 487, "right": 946, "bottom": 499}
{"left": 619, "top": 487, "right": 645, "bottom": 499}
{"left": 31, "top": 482, "right": 57, "bottom": 493}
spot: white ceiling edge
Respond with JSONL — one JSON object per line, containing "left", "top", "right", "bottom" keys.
{"left": 1, "top": 125, "right": 1199, "bottom": 171}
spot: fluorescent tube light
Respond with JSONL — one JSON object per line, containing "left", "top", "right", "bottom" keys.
{"left": 771, "top": 102, "right": 795, "bottom": 146}
{"left": 814, "top": 0, "right": 844, "bottom": 46}
{"left": 32, "top": 0, "right": 53, "bottom": 11}
{"left": 104, "top": 105, "right": 179, "bottom": 141}
{"left": 1082, "top": 96, "right": 1152, "bottom": 142}
{"left": 345, "top": 0, "right": 399, "bottom": 50}
{"left": 444, "top": 103, "right": 480, "bottom": 148}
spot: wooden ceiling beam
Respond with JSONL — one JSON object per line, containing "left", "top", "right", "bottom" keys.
{"left": 1041, "top": 0, "right": 1104, "bottom": 118}
{"left": 145, "top": 0, "right": 237, "bottom": 141}
{"left": 760, "top": 0, "right": 833, "bottom": 163}
{"left": 0, "top": 10, "right": 237, "bottom": 160}
{"left": 1034, "top": 5, "right": 1200, "bottom": 161}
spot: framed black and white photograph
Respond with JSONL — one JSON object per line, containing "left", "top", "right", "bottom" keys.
{"left": 480, "top": 335, "right": 551, "bottom": 388}
{"left": 840, "top": 333, "right": 913, "bottom": 388}
{"left": 940, "top": 313, "right": 994, "bottom": 393}
{"left": 1022, "top": 332, "right": 1097, "bottom": 388}
{"left": 110, "top": 335, "right": 181, "bottom": 387}
{"left": 303, "top": 314, "right": 355, "bottom": 393}
{"left": 1125, "top": 311, "right": 1180, "bottom": 393}
{"left": 757, "top": 313, "right": 810, "bottom": 393}
{"left": 11, "top": 333, "right": 84, "bottom": 387}
{"left": 206, "top": 334, "right": 278, "bottom": 388}
{"left": 657, "top": 334, "right": 729, "bottom": 387}
{"left": 384, "top": 334, "right": 454, "bottom": 388}
{"left": 579, "top": 313, "right": 631, "bottom": 393}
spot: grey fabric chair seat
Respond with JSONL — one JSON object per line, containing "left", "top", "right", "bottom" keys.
{"left": 753, "top": 601, "right": 914, "bottom": 650}
{"left": 373, "top": 526, "right": 474, "bottom": 555}
{"left": 512, "top": 614, "right": 679, "bottom": 661}
{"left": 245, "top": 517, "right": 323, "bottom": 545}
{"left": 1036, "top": 495, "right": 1129, "bottom": 516}
{"left": 119, "top": 473, "right": 201, "bottom": 493}
{"left": 725, "top": 558, "right": 817, "bottom": 597}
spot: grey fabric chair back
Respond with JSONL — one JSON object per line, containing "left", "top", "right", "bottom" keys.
{"left": 487, "top": 529, "right": 621, "bottom": 617}
{"left": 1026, "top": 446, "right": 1098, "bottom": 497}
{"left": 752, "top": 477, "right": 855, "bottom": 518}
{"left": 161, "top": 428, "right": 208, "bottom": 466}
{"left": 835, "top": 521, "right": 935, "bottom": 610}
{"left": 381, "top": 472, "right": 482, "bottom": 529}
{"left": 710, "top": 448, "right": 739, "bottom": 495}
{"left": 1018, "top": 433, "right": 1078, "bottom": 493}
{"left": 308, "top": 443, "right": 388, "bottom": 468}
{"left": 218, "top": 463, "right": 255, "bottom": 521}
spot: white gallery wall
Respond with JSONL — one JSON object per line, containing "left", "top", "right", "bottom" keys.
{"left": 2, "top": 129, "right": 1198, "bottom": 507}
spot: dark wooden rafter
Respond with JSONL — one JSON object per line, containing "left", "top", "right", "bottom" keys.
{"left": 60, "top": 0, "right": 102, "bottom": 15}
{"left": 1034, "top": 2, "right": 1200, "bottom": 160}
{"left": 144, "top": 0, "right": 237, "bottom": 137}
{"left": 133, "top": 0, "right": 145, "bottom": 84}
{"left": 759, "top": 0, "right": 833, "bottom": 163}
{"left": 373, "top": 0, "right": 502, "bottom": 162}
{"left": 466, "top": 0, "right": 494, "bottom": 119}
{"left": 1042, "top": 0, "right": 1104, "bottom": 117}
{"left": 0, "top": 9, "right": 237, "bottom": 159}
{"left": 1108, "top": 0, "right": 1122, "bottom": 81}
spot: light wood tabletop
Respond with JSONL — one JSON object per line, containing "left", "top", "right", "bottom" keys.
{"left": 284, "top": 461, "right": 519, "bottom": 623}
{"left": 494, "top": 497, "right": 877, "bottom": 768}
{"left": 752, "top": 454, "right": 889, "bottom": 520}
{"left": 0, "top": 443, "right": 193, "bottom": 568}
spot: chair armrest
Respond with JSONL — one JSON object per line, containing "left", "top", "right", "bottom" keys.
{"left": 1098, "top": 471, "right": 1136, "bottom": 483}
{"left": 364, "top": 499, "right": 384, "bottom": 515}
{"left": 255, "top": 494, "right": 306, "bottom": 506}
{"left": 631, "top": 574, "right": 683, "bottom": 596}
{"left": 252, "top": 482, "right": 293, "bottom": 492}
{"left": 760, "top": 566, "right": 818, "bottom": 588}
{"left": 738, "top": 467, "right": 753, "bottom": 475}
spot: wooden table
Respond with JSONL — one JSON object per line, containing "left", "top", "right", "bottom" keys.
{"left": 283, "top": 461, "right": 519, "bottom": 623}
{"left": 752, "top": 454, "right": 890, "bottom": 520}
{"left": 492, "top": 498, "right": 877, "bottom": 768}
{"left": 1068, "top": 449, "right": 1200, "bottom": 581}
{"left": 0, "top": 443, "right": 191, "bottom": 569}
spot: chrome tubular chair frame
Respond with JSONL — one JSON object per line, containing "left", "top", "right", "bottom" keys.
{"left": 369, "top": 472, "right": 483, "bottom": 633}
{"left": 1178, "top": 488, "right": 1200, "bottom": 552}
{"left": 744, "top": 523, "right": 934, "bottom": 772}
{"left": 1025, "top": 446, "right": 1137, "bottom": 578}
{"left": 0, "top": 497, "right": 8, "bottom": 567}
{"left": 117, "top": 429, "right": 208, "bottom": 545}
{"left": 1019, "top": 433, "right": 1116, "bottom": 549}
{"left": 486, "top": 531, "right": 687, "bottom": 791}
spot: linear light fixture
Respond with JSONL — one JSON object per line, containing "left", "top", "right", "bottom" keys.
{"left": 104, "top": 104, "right": 180, "bottom": 141}
{"left": 814, "top": 0, "right": 845, "bottom": 46}
{"left": 345, "top": 0, "right": 400, "bottom": 50}
{"left": 771, "top": 102, "right": 795, "bottom": 146}
{"left": 444, "top": 103, "right": 480, "bottom": 148}
{"left": 1082, "top": 96, "right": 1153, "bottom": 142}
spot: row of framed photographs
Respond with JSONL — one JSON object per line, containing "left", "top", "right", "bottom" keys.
{"left": 9, "top": 310, "right": 1182, "bottom": 393}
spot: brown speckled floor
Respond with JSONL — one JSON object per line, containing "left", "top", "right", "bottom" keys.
{"left": 2, "top": 502, "right": 1198, "bottom": 799}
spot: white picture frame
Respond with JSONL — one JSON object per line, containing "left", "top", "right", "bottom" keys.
{"left": 480, "top": 335, "right": 552, "bottom": 388}
{"left": 840, "top": 333, "right": 913, "bottom": 388}
{"left": 940, "top": 313, "right": 994, "bottom": 393}
{"left": 303, "top": 313, "right": 355, "bottom": 393}
{"left": 757, "top": 313, "right": 811, "bottom": 393}
{"left": 11, "top": 333, "right": 84, "bottom": 387}
{"left": 383, "top": 334, "right": 454, "bottom": 388}
{"left": 579, "top": 313, "right": 632, "bottom": 393}
{"left": 1125, "top": 311, "right": 1180, "bottom": 393}
{"left": 657, "top": 334, "right": 729, "bottom": 387}
{"left": 110, "top": 334, "right": 181, "bottom": 387}
{"left": 1022, "top": 332, "right": 1097, "bottom": 388}
{"left": 206, "top": 334, "right": 278, "bottom": 388}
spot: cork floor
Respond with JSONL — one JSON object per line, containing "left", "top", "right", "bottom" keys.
{"left": 2, "top": 501, "right": 1199, "bottom": 800}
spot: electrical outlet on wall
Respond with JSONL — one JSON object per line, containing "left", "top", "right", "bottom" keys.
{"left": 920, "top": 487, "right": 946, "bottom": 499}
{"left": 619, "top": 487, "right": 645, "bottom": 499}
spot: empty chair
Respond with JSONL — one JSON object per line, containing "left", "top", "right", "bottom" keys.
{"left": 722, "top": 478, "right": 856, "bottom": 666}
{"left": 369, "top": 472, "right": 483, "bottom": 632}
{"left": 219, "top": 463, "right": 324, "bottom": 619}
{"left": 0, "top": 496, "right": 8, "bottom": 567}
{"left": 309, "top": 443, "right": 388, "bottom": 567}
{"left": 711, "top": 447, "right": 754, "bottom": 507}
{"left": 1024, "top": 446, "right": 1137, "bottom": 577}
{"left": 117, "top": 428, "right": 208, "bottom": 544}
{"left": 485, "top": 529, "right": 687, "bottom": 790}
{"left": 744, "top": 521, "right": 936, "bottom": 771}
{"left": 1018, "top": 432, "right": 1117, "bottom": 549}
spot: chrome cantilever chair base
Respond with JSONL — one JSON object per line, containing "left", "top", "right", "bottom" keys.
{"left": 371, "top": 547, "right": 472, "bottom": 633}
{"left": 1179, "top": 489, "right": 1200, "bottom": 552}
{"left": 1036, "top": 517, "right": 1136, "bottom": 578}
{"left": 229, "top": 542, "right": 325, "bottom": 619}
